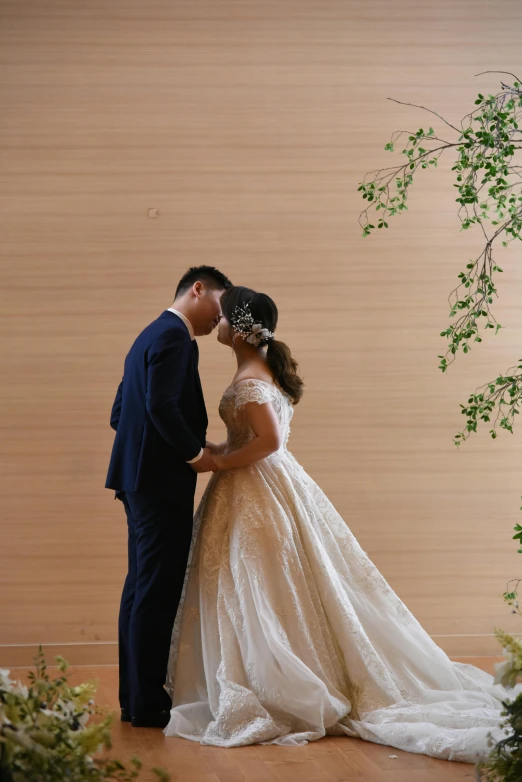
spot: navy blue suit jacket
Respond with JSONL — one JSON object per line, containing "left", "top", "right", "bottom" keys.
{"left": 106, "top": 311, "right": 208, "bottom": 498}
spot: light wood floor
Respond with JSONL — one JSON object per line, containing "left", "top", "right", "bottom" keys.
{"left": 17, "top": 659, "right": 502, "bottom": 781}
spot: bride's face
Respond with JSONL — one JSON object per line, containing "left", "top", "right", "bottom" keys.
{"left": 217, "top": 315, "right": 234, "bottom": 347}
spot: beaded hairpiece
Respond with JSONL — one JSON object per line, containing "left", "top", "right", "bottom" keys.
{"left": 230, "top": 301, "right": 275, "bottom": 347}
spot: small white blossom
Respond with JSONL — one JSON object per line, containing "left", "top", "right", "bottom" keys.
{"left": 12, "top": 681, "right": 29, "bottom": 699}
{"left": 493, "top": 657, "right": 520, "bottom": 688}
{"left": 78, "top": 711, "right": 90, "bottom": 727}
{"left": 0, "top": 669, "right": 14, "bottom": 691}
{"left": 0, "top": 711, "right": 12, "bottom": 729}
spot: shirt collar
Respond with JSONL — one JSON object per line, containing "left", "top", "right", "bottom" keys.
{"left": 167, "top": 307, "right": 195, "bottom": 340}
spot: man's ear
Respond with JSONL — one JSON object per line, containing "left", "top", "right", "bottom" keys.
{"left": 193, "top": 281, "right": 204, "bottom": 298}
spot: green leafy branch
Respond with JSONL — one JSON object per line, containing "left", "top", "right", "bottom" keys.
{"left": 359, "top": 71, "right": 522, "bottom": 374}
{"left": 453, "top": 362, "right": 522, "bottom": 445}
{"left": 359, "top": 72, "right": 522, "bottom": 448}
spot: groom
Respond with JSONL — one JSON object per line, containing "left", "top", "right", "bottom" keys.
{"left": 106, "top": 265, "right": 232, "bottom": 728}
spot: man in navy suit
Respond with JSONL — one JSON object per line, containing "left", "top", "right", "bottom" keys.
{"left": 106, "top": 265, "right": 232, "bottom": 727}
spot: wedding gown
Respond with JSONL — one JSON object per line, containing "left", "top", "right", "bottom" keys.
{"left": 164, "top": 378, "right": 518, "bottom": 762}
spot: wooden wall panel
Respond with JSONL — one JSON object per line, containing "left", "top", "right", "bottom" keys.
{"left": 1, "top": 0, "right": 522, "bottom": 665}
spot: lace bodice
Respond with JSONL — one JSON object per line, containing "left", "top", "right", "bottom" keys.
{"left": 218, "top": 379, "right": 294, "bottom": 453}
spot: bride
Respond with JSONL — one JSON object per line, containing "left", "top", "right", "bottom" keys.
{"left": 164, "top": 285, "right": 518, "bottom": 762}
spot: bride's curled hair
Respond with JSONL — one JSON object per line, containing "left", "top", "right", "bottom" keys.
{"left": 221, "top": 286, "right": 304, "bottom": 405}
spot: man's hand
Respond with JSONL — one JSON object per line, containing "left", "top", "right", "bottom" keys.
{"left": 190, "top": 447, "right": 217, "bottom": 473}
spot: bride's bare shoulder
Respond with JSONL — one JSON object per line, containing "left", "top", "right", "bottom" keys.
{"left": 232, "top": 368, "right": 275, "bottom": 388}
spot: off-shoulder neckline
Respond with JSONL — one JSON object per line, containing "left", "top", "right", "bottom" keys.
{"left": 230, "top": 378, "right": 276, "bottom": 391}
{"left": 225, "top": 378, "right": 293, "bottom": 404}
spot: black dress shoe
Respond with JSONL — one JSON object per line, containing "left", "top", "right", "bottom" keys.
{"left": 131, "top": 710, "right": 170, "bottom": 728}
{"left": 120, "top": 708, "right": 131, "bottom": 722}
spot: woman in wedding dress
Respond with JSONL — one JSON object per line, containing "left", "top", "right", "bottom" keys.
{"left": 164, "top": 285, "right": 518, "bottom": 762}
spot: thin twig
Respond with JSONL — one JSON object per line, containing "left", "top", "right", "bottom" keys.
{"left": 386, "top": 97, "right": 461, "bottom": 133}
{"left": 475, "top": 70, "right": 522, "bottom": 86}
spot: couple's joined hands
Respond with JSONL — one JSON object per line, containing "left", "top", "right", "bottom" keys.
{"left": 190, "top": 442, "right": 226, "bottom": 473}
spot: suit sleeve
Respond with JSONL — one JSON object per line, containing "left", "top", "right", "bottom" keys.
{"left": 146, "top": 329, "right": 202, "bottom": 461}
{"left": 110, "top": 380, "right": 123, "bottom": 431}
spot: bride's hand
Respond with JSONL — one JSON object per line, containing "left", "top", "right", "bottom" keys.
{"left": 213, "top": 454, "right": 226, "bottom": 470}
{"left": 205, "top": 441, "right": 219, "bottom": 454}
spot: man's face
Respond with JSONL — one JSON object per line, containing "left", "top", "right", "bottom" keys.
{"left": 192, "top": 285, "right": 223, "bottom": 336}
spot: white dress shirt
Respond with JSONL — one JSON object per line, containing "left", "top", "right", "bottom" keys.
{"left": 167, "top": 307, "right": 203, "bottom": 464}
{"left": 168, "top": 307, "right": 195, "bottom": 340}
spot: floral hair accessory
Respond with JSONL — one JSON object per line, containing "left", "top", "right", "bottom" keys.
{"left": 230, "top": 301, "right": 275, "bottom": 347}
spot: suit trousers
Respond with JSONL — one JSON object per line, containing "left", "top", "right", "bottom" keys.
{"left": 118, "top": 489, "right": 194, "bottom": 718}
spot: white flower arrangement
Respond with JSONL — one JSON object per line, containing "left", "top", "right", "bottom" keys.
{"left": 0, "top": 647, "right": 168, "bottom": 782}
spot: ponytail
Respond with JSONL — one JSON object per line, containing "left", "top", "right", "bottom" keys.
{"left": 266, "top": 339, "right": 304, "bottom": 405}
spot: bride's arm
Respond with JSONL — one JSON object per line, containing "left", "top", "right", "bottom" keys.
{"left": 213, "top": 401, "right": 281, "bottom": 470}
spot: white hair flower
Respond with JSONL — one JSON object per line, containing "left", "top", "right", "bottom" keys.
{"left": 246, "top": 324, "right": 272, "bottom": 346}
{"left": 231, "top": 304, "right": 274, "bottom": 346}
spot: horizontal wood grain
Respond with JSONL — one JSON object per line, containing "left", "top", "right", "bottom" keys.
{"left": 1, "top": 0, "right": 522, "bottom": 668}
